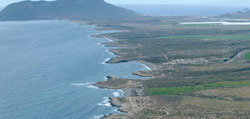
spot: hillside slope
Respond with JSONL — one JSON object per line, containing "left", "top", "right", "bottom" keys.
{"left": 0, "top": 0, "right": 138, "bottom": 21}
{"left": 220, "top": 9, "right": 250, "bottom": 19}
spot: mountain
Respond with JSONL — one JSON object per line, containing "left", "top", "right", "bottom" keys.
{"left": 0, "top": 0, "right": 138, "bottom": 21}
{"left": 220, "top": 8, "right": 250, "bottom": 19}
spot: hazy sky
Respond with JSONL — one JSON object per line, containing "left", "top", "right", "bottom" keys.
{"left": 0, "top": 0, "right": 250, "bottom": 8}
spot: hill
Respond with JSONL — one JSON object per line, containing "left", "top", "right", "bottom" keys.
{"left": 220, "top": 8, "right": 250, "bottom": 19}
{"left": 0, "top": 0, "right": 138, "bottom": 21}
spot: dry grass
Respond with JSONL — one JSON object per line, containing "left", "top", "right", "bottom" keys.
{"left": 183, "top": 96, "right": 250, "bottom": 111}
{"left": 197, "top": 87, "right": 250, "bottom": 99}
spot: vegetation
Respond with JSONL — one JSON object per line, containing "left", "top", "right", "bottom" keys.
{"left": 0, "top": 0, "right": 138, "bottom": 21}
{"left": 149, "top": 80, "right": 250, "bottom": 95}
{"left": 94, "top": 17, "right": 250, "bottom": 118}
{"left": 100, "top": 20, "right": 250, "bottom": 65}
{"left": 157, "top": 34, "right": 250, "bottom": 41}
{"left": 2, "top": 0, "right": 250, "bottom": 118}
{"left": 244, "top": 52, "right": 250, "bottom": 59}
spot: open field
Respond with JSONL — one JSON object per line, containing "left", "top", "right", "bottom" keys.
{"left": 244, "top": 52, "right": 250, "bottom": 59}
{"left": 92, "top": 17, "right": 250, "bottom": 119}
{"left": 149, "top": 80, "right": 250, "bottom": 95}
{"left": 157, "top": 34, "right": 250, "bottom": 41}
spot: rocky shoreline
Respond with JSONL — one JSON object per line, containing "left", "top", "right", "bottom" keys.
{"left": 94, "top": 76, "right": 147, "bottom": 119}
{"left": 93, "top": 40, "right": 156, "bottom": 118}
{"left": 92, "top": 39, "right": 154, "bottom": 119}
{"left": 87, "top": 22, "right": 156, "bottom": 119}
{"left": 92, "top": 37, "right": 156, "bottom": 118}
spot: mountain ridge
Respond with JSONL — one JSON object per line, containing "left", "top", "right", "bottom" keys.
{"left": 220, "top": 8, "right": 250, "bottom": 18}
{"left": 0, "top": 0, "right": 139, "bottom": 21}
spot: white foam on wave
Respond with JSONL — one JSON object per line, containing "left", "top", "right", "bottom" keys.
{"left": 97, "top": 42, "right": 107, "bottom": 48}
{"left": 142, "top": 64, "right": 152, "bottom": 71}
{"left": 93, "top": 115, "right": 104, "bottom": 119}
{"left": 103, "top": 76, "right": 108, "bottom": 81}
{"left": 71, "top": 83, "right": 99, "bottom": 89}
{"left": 100, "top": 44, "right": 116, "bottom": 65}
{"left": 113, "top": 92, "right": 121, "bottom": 97}
{"left": 107, "top": 49, "right": 115, "bottom": 56}
{"left": 98, "top": 97, "right": 111, "bottom": 107}
{"left": 113, "top": 89, "right": 124, "bottom": 97}
{"left": 71, "top": 83, "right": 90, "bottom": 86}
{"left": 101, "top": 57, "right": 112, "bottom": 65}
{"left": 87, "top": 85, "right": 99, "bottom": 89}
{"left": 106, "top": 38, "right": 113, "bottom": 42}
{"left": 103, "top": 48, "right": 115, "bottom": 56}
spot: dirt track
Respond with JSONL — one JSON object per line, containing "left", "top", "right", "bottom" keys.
{"left": 226, "top": 49, "right": 250, "bottom": 63}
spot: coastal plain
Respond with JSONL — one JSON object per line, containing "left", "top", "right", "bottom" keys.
{"left": 92, "top": 17, "right": 250, "bottom": 119}
{"left": 2, "top": 0, "right": 250, "bottom": 118}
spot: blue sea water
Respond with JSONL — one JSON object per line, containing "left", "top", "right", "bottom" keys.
{"left": 0, "top": 20, "right": 147, "bottom": 119}
{"left": 118, "top": 4, "right": 246, "bottom": 16}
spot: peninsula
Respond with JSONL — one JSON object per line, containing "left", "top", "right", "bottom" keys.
{"left": 2, "top": 0, "right": 250, "bottom": 118}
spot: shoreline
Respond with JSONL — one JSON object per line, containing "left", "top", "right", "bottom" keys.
{"left": 72, "top": 21, "right": 131, "bottom": 118}
{"left": 72, "top": 20, "right": 154, "bottom": 118}
{"left": 90, "top": 27, "right": 153, "bottom": 118}
{"left": 93, "top": 36, "right": 153, "bottom": 118}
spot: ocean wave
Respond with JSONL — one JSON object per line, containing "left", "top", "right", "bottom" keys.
{"left": 93, "top": 115, "right": 104, "bottom": 119}
{"left": 102, "top": 76, "right": 108, "bottom": 81}
{"left": 113, "top": 89, "right": 124, "bottom": 97}
{"left": 98, "top": 97, "right": 111, "bottom": 107}
{"left": 105, "top": 38, "right": 113, "bottom": 42}
{"left": 97, "top": 42, "right": 106, "bottom": 48}
{"left": 141, "top": 64, "right": 152, "bottom": 71}
{"left": 71, "top": 83, "right": 90, "bottom": 86}
{"left": 106, "top": 49, "right": 115, "bottom": 56}
{"left": 87, "top": 85, "right": 99, "bottom": 89}
{"left": 71, "top": 83, "right": 99, "bottom": 89}
{"left": 97, "top": 42, "right": 102, "bottom": 45}
{"left": 101, "top": 57, "right": 112, "bottom": 65}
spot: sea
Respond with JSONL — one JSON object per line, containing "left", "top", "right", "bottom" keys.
{"left": 1, "top": 4, "right": 246, "bottom": 119}
{"left": 0, "top": 20, "right": 148, "bottom": 119}
{"left": 118, "top": 4, "right": 247, "bottom": 16}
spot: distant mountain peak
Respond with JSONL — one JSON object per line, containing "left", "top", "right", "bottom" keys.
{"left": 0, "top": 0, "right": 138, "bottom": 21}
{"left": 243, "top": 8, "right": 250, "bottom": 12}
{"left": 220, "top": 8, "right": 250, "bottom": 19}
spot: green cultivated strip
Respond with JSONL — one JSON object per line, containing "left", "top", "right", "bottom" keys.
{"left": 157, "top": 34, "right": 250, "bottom": 41}
{"left": 244, "top": 52, "right": 250, "bottom": 59}
{"left": 149, "top": 80, "right": 250, "bottom": 95}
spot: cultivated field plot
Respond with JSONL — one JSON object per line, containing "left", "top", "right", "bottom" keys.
{"left": 94, "top": 17, "right": 250, "bottom": 119}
